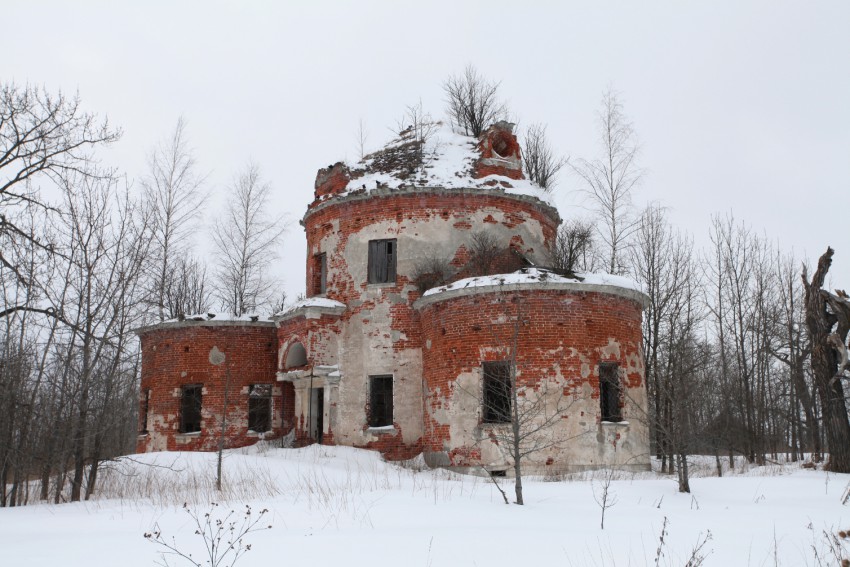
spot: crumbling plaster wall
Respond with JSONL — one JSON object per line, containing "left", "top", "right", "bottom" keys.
{"left": 297, "top": 190, "right": 559, "bottom": 459}
{"left": 417, "top": 287, "right": 650, "bottom": 474}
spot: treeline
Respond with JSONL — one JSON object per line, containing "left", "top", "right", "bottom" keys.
{"left": 0, "top": 85, "right": 283, "bottom": 505}
{"left": 549, "top": 86, "right": 850, "bottom": 492}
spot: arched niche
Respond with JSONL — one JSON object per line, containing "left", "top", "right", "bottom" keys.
{"left": 284, "top": 341, "right": 307, "bottom": 369}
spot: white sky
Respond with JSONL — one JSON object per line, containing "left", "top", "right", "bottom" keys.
{"left": 4, "top": 1, "right": 849, "bottom": 302}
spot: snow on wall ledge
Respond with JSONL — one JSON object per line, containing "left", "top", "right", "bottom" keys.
{"left": 415, "top": 268, "right": 648, "bottom": 308}
{"left": 135, "top": 313, "right": 275, "bottom": 334}
{"left": 271, "top": 297, "right": 346, "bottom": 323}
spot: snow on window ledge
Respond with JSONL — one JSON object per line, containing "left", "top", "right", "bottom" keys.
{"left": 367, "top": 425, "right": 397, "bottom": 434}
{"left": 600, "top": 421, "right": 629, "bottom": 426}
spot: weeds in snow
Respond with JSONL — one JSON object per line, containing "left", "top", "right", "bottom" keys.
{"left": 144, "top": 503, "right": 271, "bottom": 567}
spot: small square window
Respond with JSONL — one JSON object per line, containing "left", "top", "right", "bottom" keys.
{"left": 599, "top": 362, "right": 623, "bottom": 422}
{"left": 180, "top": 384, "right": 203, "bottom": 433}
{"left": 368, "top": 239, "right": 397, "bottom": 284}
{"left": 368, "top": 375, "right": 393, "bottom": 427}
{"left": 483, "top": 361, "right": 512, "bottom": 424}
{"left": 248, "top": 384, "right": 273, "bottom": 432}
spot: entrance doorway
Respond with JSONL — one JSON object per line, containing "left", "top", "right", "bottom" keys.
{"left": 309, "top": 387, "right": 324, "bottom": 444}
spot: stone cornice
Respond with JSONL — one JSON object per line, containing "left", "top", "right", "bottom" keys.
{"left": 302, "top": 185, "right": 561, "bottom": 227}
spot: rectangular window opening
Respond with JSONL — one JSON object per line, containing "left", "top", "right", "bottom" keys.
{"left": 139, "top": 389, "right": 151, "bottom": 434}
{"left": 599, "top": 362, "right": 623, "bottom": 422}
{"left": 312, "top": 253, "right": 327, "bottom": 295}
{"left": 483, "top": 361, "right": 512, "bottom": 424}
{"left": 369, "top": 375, "right": 393, "bottom": 427}
{"left": 180, "top": 384, "right": 203, "bottom": 433}
{"left": 248, "top": 384, "right": 273, "bottom": 432}
{"left": 367, "top": 239, "right": 397, "bottom": 284}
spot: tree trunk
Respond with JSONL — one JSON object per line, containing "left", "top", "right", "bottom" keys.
{"left": 802, "top": 248, "right": 850, "bottom": 473}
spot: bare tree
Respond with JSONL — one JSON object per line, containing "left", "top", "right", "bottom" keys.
{"left": 571, "top": 88, "right": 642, "bottom": 275}
{"left": 630, "top": 204, "right": 704, "bottom": 491}
{"left": 212, "top": 163, "right": 285, "bottom": 316}
{"left": 0, "top": 83, "right": 120, "bottom": 293}
{"left": 549, "top": 218, "right": 596, "bottom": 273}
{"left": 164, "top": 255, "right": 212, "bottom": 319}
{"left": 772, "top": 251, "right": 819, "bottom": 461}
{"left": 461, "top": 296, "right": 580, "bottom": 505}
{"left": 410, "top": 249, "right": 456, "bottom": 294}
{"left": 394, "top": 100, "right": 439, "bottom": 176}
{"left": 50, "top": 172, "right": 152, "bottom": 502}
{"left": 467, "top": 231, "right": 502, "bottom": 276}
{"left": 522, "top": 123, "right": 566, "bottom": 192}
{"left": 355, "top": 118, "right": 369, "bottom": 161}
{"left": 443, "top": 65, "right": 508, "bottom": 137}
{"left": 593, "top": 468, "right": 618, "bottom": 529}
{"left": 142, "top": 117, "right": 205, "bottom": 322}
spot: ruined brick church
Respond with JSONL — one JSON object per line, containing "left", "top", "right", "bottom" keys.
{"left": 136, "top": 121, "right": 650, "bottom": 474}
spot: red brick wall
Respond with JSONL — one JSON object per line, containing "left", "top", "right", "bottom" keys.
{"left": 418, "top": 288, "right": 645, "bottom": 463}
{"left": 136, "top": 323, "right": 288, "bottom": 453}
{"left": 293, "top": 189, "right": 560, "bottom": 460}
{"left": 303, "top": 190, "right": 559, "bottom": 304}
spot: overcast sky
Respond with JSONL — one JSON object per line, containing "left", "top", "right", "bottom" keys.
{"left": 5, "top": 1, "right": 849, "bottom": 303}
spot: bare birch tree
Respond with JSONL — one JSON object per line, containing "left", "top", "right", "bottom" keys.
{"left": 571, "top": 89, "right": 642, "bottom": 275}
{"left": 355, "top": 118, "right": 369, "bottom": 160}
{"left": 212, "top": 163, "right": 285, "bottom": 316}
{"left": 142, "top": 117, "right": 205, "bottom": 321}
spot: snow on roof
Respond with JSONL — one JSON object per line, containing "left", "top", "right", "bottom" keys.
{"left": 421, "top": 268, "right": 646, "bottom": 300}
{"left": 273, "top": 296, "right": 346, "bottom": 318}
{"left": 165, "top": 312, "right": 270, "bottom": 323}
{"left": 135, "top": 311, "right": 275, "bottom": 334}
{"left": 340, "top": 121, "right": 555, "bottom": 206}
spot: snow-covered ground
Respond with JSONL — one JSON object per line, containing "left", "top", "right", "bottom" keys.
{"left": 1, "top": 446, "right": 847, "bottom": 566}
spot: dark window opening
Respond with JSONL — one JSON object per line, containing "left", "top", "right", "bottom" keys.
{"left": 489, "top": 469, "right": 507, "bottom": 477}
{"left": 139, "top": 389, "right": 151, "bottom": 434}
{"left": 368, "top": 239, "right": 397, "bottom": 284}
{"left": 312, "top": 253, "right": 327, "bottom": 295}
{"left": 180, "top": 384, "right": 203, "bottom": 433}
{"left": 483, "top": 361, "right": 512, "bottom": 424}
{"left": 599, "top": 362, "right": 623, "bottom": 422}
{"left": 368, "top": 375, "right": 393, "bottom": 427}
{"left": 248, "top": 384, "right": 273, "bottom": 432}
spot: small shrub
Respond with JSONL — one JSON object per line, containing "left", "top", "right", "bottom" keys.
{"left": 144, "top": 503, "right": 271, "bottom": 567}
